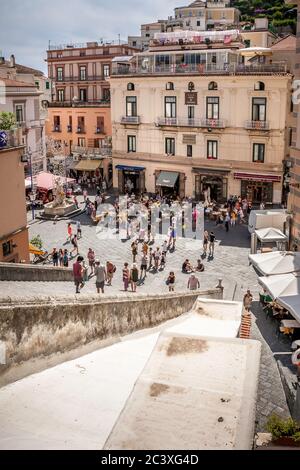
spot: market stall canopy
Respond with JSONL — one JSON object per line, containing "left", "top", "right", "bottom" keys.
{"left": 259, "top": 273, "right": 300, "bottom": 300}
{"left": 277, "top": 295, "right": 300, "bottom": 324}
{"left": 25, "top": 172, "right": 75, "bottom": 191}
{"left": 156, "top": 171, "right": 179, "bottom": 188}
{"left": 75, "top": 160, "right": 102, "bottom": 172}
{"left": 249, "top": 252, "right": 300, "bottom": 276}
{"left": 255, "top": 227, "right": 287, "bottom": 243}
{"left": 28, "top": 244, "right": 44, "bottom": 256}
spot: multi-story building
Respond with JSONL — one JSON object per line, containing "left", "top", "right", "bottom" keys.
{"left": 285, "top": 0, "right": 300, "bottom": 248}
{"left": 46, "top": 41, "right": 137, "bottom": 182}
{"left": 111, "top": 30, "right": 292, "bottom": 204}
{"left": 0, "top": 132, "right": 29, "bottom": 263}
{"left": 0, "top": 55, "right": 47, "bottom": 173}
{"left": 128, "top": 1, "right": 240, "bottom": 50}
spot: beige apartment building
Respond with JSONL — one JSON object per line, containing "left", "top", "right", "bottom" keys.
{"left": 111, "top": 31, "right": 292, "bottom": 204}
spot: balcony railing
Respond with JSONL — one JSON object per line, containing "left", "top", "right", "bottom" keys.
{"left": 121, "top": 116, "right": 140, "bottom": 124}
{"left": 245, "top": 120, "right": 270, "bottom": 131}
{"left": 95, "top": 127, "right": 105, "bottom": 134}
{"left": 53, "top": 75, "right": 106, "bottom": 82}
{"left": 72, "top": 145, "right": 112, "bottom": 158}
{"left": 201, "top": 119, "right": 226, "bottom": 129}
{"left": 53, "top": 126, "right": 61, "bottom": 132}
{"left": 112, "top": 63, "right": 287, "bottom": 76}
{"left": 157, "top": 117, "right": 202, "bottom": 127}
{"left": 48, "top": 99, "right": 110, "bottom": 108}
{"left": 76, "top": 127, "right": 86, "bottom": 134}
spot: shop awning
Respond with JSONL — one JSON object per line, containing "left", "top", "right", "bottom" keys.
{"left": 259, "top": 273, "right": 300, "bottom": 300}
{"left": 115, "top": 165, "right": 145, "bottom": 172}
{"left": 278, "top": 295, "right": 300, "bottom": 324}
{"left": 193, "top": 167, "right": 231, "bottom": 175}
{"left": 75, "top": 160, "right": 102, "bottom": 171}
{"left": 156, "top": 171, "right": 179, "bottom": 188}
{"left": 249, "top": 251, "right": 300, "bottom": 276}
{"left": 234, "top": 172, "right": 281, "bottom": 183}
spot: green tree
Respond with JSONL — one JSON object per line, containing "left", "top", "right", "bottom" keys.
{"left": 0, "top": 112, "right": 16, "bottom": 130}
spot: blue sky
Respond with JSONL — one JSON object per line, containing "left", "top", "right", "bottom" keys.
{"left": 0, "top": 0, "right": 186, "bottom": 72}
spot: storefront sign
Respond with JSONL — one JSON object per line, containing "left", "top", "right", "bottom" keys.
{"left": 183, "top": 134, "right": 196, "bottom": 145}
{"left": 234, "top": 172, "right": 281, "bottom": 183}
{"left": 185, "top": 92, "right": 198, "bottom": 105}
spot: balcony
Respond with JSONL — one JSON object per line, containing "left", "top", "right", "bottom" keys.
{"left": 72, "top": 145, "right": 112, "bottom": 158}
{"left": 121, "top": 116, "right": 140, "bottom": 124}
{"left": 200, "top": 119, "right": 226, "bottom": 129}
{"left": 48, "top": 99, "right": 110, "bottom": 108}
{"left": 53, "top": 125, "right": 61, "bottom": 132}
{"left": 245, "top": 120, "right": 270, "bottom": 131}
{"left": 76, "top": 126, "right": 86, "bottom": 134}
{"left": 67, "top": 125, "right": 72, "bottom": 132}
{"left": 95, "top": 127, "right": 105, "bottom": 134}
{"left": 157, "top": 117, "right": 202, "bottom": 127}
{"left": 52, "top": 75, "right": 106, "bottom": 82}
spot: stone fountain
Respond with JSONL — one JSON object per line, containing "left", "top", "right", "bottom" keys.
{"left": 44, "top": 177, "right": 77, "bottom": 217}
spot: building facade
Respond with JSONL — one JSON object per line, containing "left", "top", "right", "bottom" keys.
{"left": 111, "top": 32, "right": 291, "bottom": 204}
{"left": 46, "top": 42, "right": 137, "bottom": 181}
{"left": 0, "top": 55, "right": 47, "bottom": 173}
{"left": 0, "top": 135, "right": 29, "bottom": 263}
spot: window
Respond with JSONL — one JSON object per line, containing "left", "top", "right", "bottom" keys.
{"left": 253, "top": 143, "right": 265, "bottom": 163}
{"left": 207, "top": 140, "right": 218, "bottom": 160}
{"left": 77, "top": 117, "right": 85, "bottom": 132}
{"left": 96, "top": 116, "right": 104, "bottom": 133}
{"left": 206, "top": 97, "right": 219, "bottom": 119}
{"left": 187, "top": 145, "right": 193, "bottom": 158}
{"left": 165, "top": 96, "right": 177, "bottom": 118}
{"left": 78, "top": 137, "right": 86, "bottom": 147}
{"left": 188, "top": 106, "right": 195, "bottom": 120}
{"left": 35, "top": 81, "right": 40, "bottom": 89}
{"left": 127, "top": 135, "right": 136, "bottom": 153}
{"left": 57, "top": 89, "right": 65, "bottom": 102}
{"left": 254, "top": 81, "right": 265, "bottom": 91}
{"left": 127, "top": 83, "right": 135, "bottom": 91}
{"left": 208, "top": 81, "right": 218, "bottom": 90}
{"left": 103, "top": 64, "right": 110, "bottom": 78}
{"left": 252, "top": 98, "right": 266, "bottom": 121}
{"left": 126, "top": 96, "right": 137, "bottom": 116}
{"left": 15, "top": 104, "right": 24, "bottom": 123}
{"left": 2, "top": 240, "right": 13, "bottom": 258}
{"left": 53, "top": 116, "right": 60, "bottom": 131}
{"left": 244, "top": 40, "right": 251, "bottom": 48}
{"left": 46, "top": 81, "right": 50, "bottom": 90}
{"left": 57, "top": 67, "right": 63, "bottom": 81}
{"left": 79, "top": 89, "right": 87, "bottom": 101}
{"left": 80, "top": 66, "right": 87, "bottom": 80}
{"left": 197, "top": 20, "right": 201, "bottom": 26}
{"left": 165, "top": 138, "right": 175, "bottom": 156}
{"left": 166, "top": 82, "right": 174, "bottom": 90}
{"left": 289, "top": 128, "right": 293, "bottom": 147}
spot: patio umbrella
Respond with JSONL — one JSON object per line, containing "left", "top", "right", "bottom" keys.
{"left": 277, "top": 295, "right": 300, "bottom": 324}
{"left": 249, "top": 252, "right": 300, "bottom": 276}
{"left": 258, "top": 273, "right": 300, "bottom": 300}
{"left": 255, "top": 227, "right": 287, "bottom": 243}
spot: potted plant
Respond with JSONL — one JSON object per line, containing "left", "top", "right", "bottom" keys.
{"left": 0, "top": 111, "right": 17, "bottom": 148}
{"left": 205, "top": 38, "right": 212, "bottom": 49}
{"left": 267, "top": 415, "right": 300, "bottom": 447}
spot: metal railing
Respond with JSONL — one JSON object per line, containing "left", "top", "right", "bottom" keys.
{"left": 48, "top": 99, "right": 110, "bottom": 108}
{"left": 245, "top": 120, "right": 270, "bottom": 130}
{"left": 52, "top": 75, "right": 106, "bottom": 82}
{"left": 76, "top": 127, "right": 86, "bottom": 134}
{"left": 121, "top": 116, "right": 140, "bottom": 124}
{"left": 112, "top": 63, "right": 287, "bottom": 76}
{"left": 157, "top": 117, "right": 202, "bottom": 127}
{"left": 72, "top": 145, "right": 112, "bottom": 158}
{"left": 201, "top": 118, "right": 226, "bottom": 128}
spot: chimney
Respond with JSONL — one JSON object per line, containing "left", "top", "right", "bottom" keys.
{"left": 9, "top": 54, "right": 15, "bottom": 67}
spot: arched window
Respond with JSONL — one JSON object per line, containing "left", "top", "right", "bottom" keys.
{"left": 127, "top": 83, "right": 135, "bottom": 91}
{"left": 254, "top": 81, "right": 265, "bottom": 91}
{"left": 188, "top": 81, "right": 195, "bottom": 91}
{"left": 166, "top": 82, "right": 174, "bottom": 91}
{"left": 208, "top": 81, "right": 218, "bottom": 91}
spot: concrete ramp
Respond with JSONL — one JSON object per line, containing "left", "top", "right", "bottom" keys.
{"left": 104, "top": 332, "right": 261, "bottom": 450}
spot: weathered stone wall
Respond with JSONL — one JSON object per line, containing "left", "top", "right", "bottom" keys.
{"left": 0, "top": 262, "right": 73, "bottom": 281}
{"left": 0, "top": 289, "right": 222, "bottom": 386}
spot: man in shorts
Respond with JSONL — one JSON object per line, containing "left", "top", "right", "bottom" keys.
{"left": 73, "top": 256, "right": 84, "bottom": 294}
{"left": 94, "top": 259, "right": 107, "bottom": 294}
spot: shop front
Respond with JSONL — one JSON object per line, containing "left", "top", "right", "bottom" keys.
{"left": 234, "top": 172, "right": 281, "bottom": 204}
{"left": 74, "top": 159, "right": 103, "bottom": 180}
{"left": 116, "top": 165, "right": 145, "bottom": 194}
{"left": 155, "top": 171, "right": 185, "bottom": 198}
{"left": 194, "top": 168, "right": 229, "bottom": 203}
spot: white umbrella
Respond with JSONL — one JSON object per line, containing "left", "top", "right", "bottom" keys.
{"left": 249, "top": 251, "right": 300, "bottom": 276}
{"left": 255, "top": 227, "right": 287, "bottom": 243}
{"left": 259, "top": 273, "right": 300, "bottom": 300}
{"left": 277, "top": 295, "right": 300, "bottom": 323}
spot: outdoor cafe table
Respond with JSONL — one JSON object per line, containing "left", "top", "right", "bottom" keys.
{"left": 281, "top": 320, "right": 300, "bottom": 329}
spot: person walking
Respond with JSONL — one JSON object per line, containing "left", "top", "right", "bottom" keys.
{"left": 63, "top": 249, "right": 69, "bottom": 267}
{"left": 154, "top": 247, "right": 161, "bottom": 270}
{"left": 140, "top": 254, "right": 148, "bottom": 279}
{"left": 203, "top": 230, "right": 209, "bottom": 257}
{"left": 58, "top": 248, "right": 64, "bottom": 267}
{"left": 130, "top": 263, "right": 139, "bottom": 293}
{"left": 94, "top": 260, "right": 107, "bottom": 294}
{"left": 52, "top": 248, "right": 59, "bottom": 267}
{"left": 187, "top": 274, "right": 200, "bottom": 291}
{"left": 71, "top": 235, "right": 79, "bottom": 256}
{"left": 76, "top": 220, "right": 82, "bottom": 239}
{"left": 148, "top": 247, "right": 153, "bottom": 271}
{"left": 122, "top": 262, "right": 130, "bottom": 292}
{"left": 225, "top": 212, "right": 230, "bottom": 233}
{"left": 106, "top": 260, "right": 116, "bottom": 286}
{"left": 67, "top": 223, "right": 72, "bottom": 243}
{"left": 87, "top": 248, "right": 95, "bottom": 275}
{"left": 209, "top": 231, "right": 216, "bottom": 257}
{"left": 142, "top": 241, "right": 149, "bottom": 257}
{"left": 167, "top": 271, "right": 176, "bottom": 292}
{"left": 83, "top": 188, "right": 88, "bottom": 203}
{"left": 73, "top": 256, "right": 84, "bottom": 294}
{"left": 243, "top": 290, "right": 253, "bottom": 312}
{"left": 131, "top": 241, "right": 138, "bottom": 263}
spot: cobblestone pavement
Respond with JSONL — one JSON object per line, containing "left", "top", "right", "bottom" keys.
{"left": 1, "top": 200, "right": 291, "bottom": 431}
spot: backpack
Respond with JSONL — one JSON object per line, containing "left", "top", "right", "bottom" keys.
{"left": 113, "top": 265, "right": 117, "bottom": 273}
